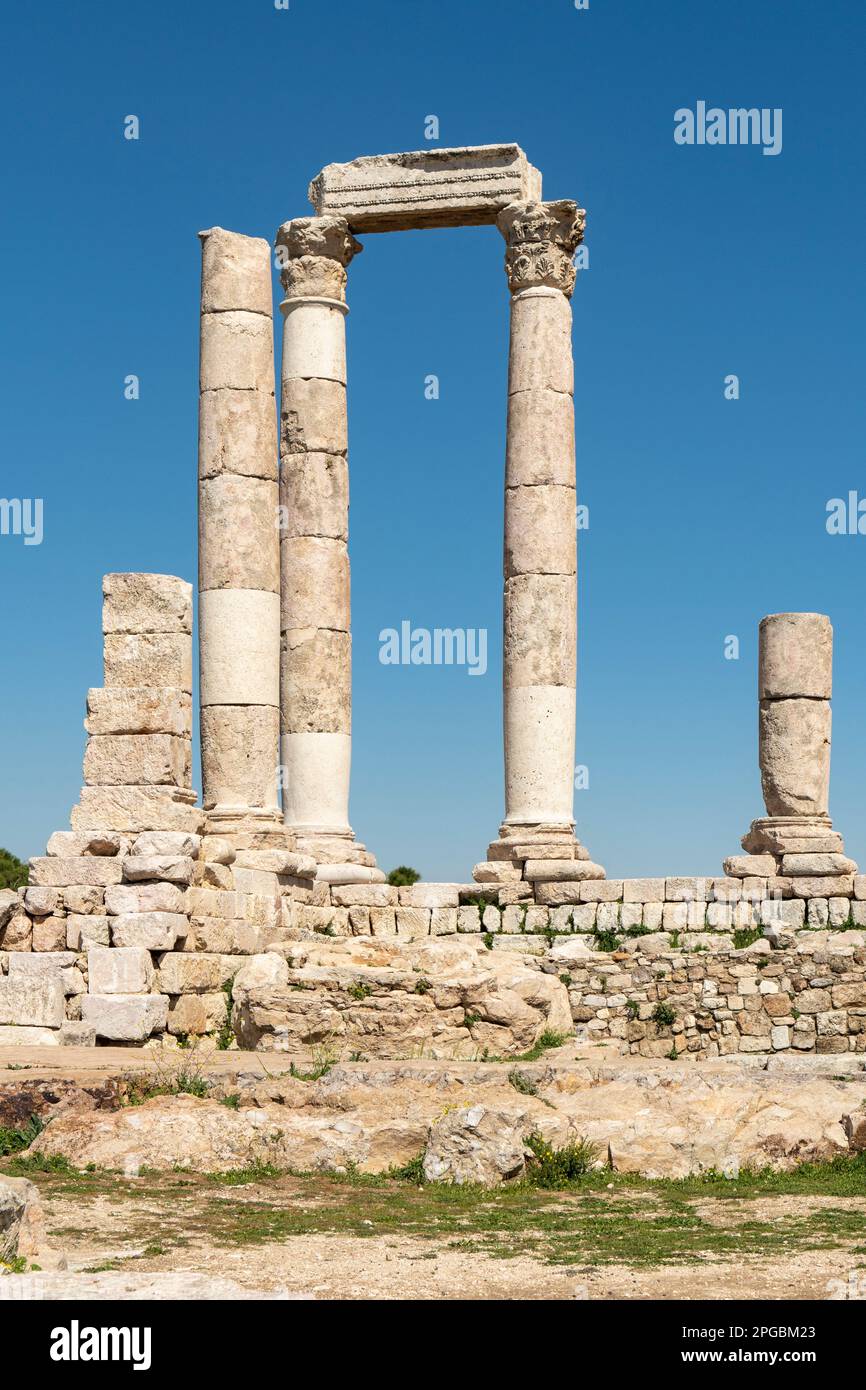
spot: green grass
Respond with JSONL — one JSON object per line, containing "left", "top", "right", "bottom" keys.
{"left": 0, "top": 1114, "right": 44, "bottom": 1156}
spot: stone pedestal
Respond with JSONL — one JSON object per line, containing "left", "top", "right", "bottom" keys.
{"left": 274, "top": 215, "right": 381, "bottom": 884}
{"left": 478, "top": 200, "right": 603, "bottom": 885}
{"left": 197, "top": 228, "right": 285, "bottom": 841}
{"left": 726, "top": 613, "right": 857, "bottom": 883}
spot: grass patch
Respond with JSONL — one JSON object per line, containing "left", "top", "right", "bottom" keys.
{"left": 0, "top": 1114, "right": 44, "bottom": 1156}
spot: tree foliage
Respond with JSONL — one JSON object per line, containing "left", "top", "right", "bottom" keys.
{"left": 0, "top": 848, "right": 28, "bottom": 891}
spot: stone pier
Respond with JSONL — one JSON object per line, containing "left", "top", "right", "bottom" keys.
{"left": 274, "top": 215, "right": 381, "bottom": 883}
{"left": 727, "top": 613, "right": 857, "bottom": 888}
{"left": 197, "top": 228, "right": 282, "bottom": 836}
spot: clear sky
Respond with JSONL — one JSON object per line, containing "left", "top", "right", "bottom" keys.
{"left": 2, "top": 0, "right": 864, "bottom": 882}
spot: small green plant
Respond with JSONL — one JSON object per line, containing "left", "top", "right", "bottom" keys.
{"left": 463, "top": 1011, "right": 481, "bottom": 1029}
{"left": 733, "top": 926, "right": 762, "bottom": 950}
{"left": 289, "top": 1043, "right": 337, "bottom": 1082}
{"left": 387, "top": 866, "right": 420, "bottom": 887}
{"left": 220, "top": 1093, "right": 240, "bottom": 1110}
{"left": 347, "top": 982, "right": 372, "bottom": 1001}
{"left": 559, "top": 973, "right": 573, "bottom": 987}
{"left": 625, "top": 999, "right": 640, "bottom": 1020}
{"left": 669, "top": 931, "right": 681, "bottom": 949}
{"left": 6, "top": 1151, "right": 74, "bottom": 1175}
{"left": 508, "top": 1069, "right": 539, "bottom": 1096}
{"left": 414, "top": 978, "right": 431, "bottom": 994}
{"left": 652, "top": 1001, "right": 676, "bottom": 1030}
{"left": 525, "top": 1133, "right": 600, "bottom": 1187}
{"left": 0, "top": 1114, "right": 44, "bottom": 1157}
{"left": 667, "top": 1044, "right": 680, "bottom": 1060}
{"left": 593, "top": 929, "right": 620, "bottom": 953}
{"left": 216, "top": 976, "right": 236, "bottom": 1051}
{"left": 482, "top": 933, "right": 494, "bottom": 950}
{"left": 387, "top": 1153, "right": 426, "bottom": 1184}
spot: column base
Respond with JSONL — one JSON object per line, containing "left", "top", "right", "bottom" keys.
{"left": 723, "top": 816, "right": 857, "bottom": 878}
{"left": 473, "top": 822, "right": 605, "bottom": 885}
{"left": 286, "top": 825, "right": 384, "bottom": 885}
{"left": 205, "top": 805, "right": 297, "bottom": 851}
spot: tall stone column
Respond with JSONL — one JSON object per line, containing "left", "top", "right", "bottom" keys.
{"left": 480, "top": 200, "right": 603, "bottom": 882}
{"left": 274, "top": 215, "right": 381, "bottom": 883}
{"left": 727, "top": 613, "right": 857, "bottom": 884}
{"left": 198, "top": 228, "right": 282, "bottom": 835}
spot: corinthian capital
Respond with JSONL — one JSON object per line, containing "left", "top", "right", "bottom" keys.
{"left": 275, "top": 215, "right": 363, "bottom": 301}
{"left": 497, "top": 199, "right": 586, "bottom": 298}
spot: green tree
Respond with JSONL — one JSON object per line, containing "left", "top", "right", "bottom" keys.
{"left": 386, "top": 865, "right": 420, "bottom": 887}
{"left": 0, "top": 848, "right": 28, "bottom": 891}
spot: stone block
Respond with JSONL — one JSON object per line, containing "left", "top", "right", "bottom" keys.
{"left": 72, "top": 787, "right": 204, "bottom": 835}
{"left": 0, "top": 913, "right": 33, "bottom": 952}
{"left": 122, "top": 856, "right": 195, "bottom": 885}
{"left": 780, "top": 854, "right": 857, "bottom": 877}
{"left": 522, "top": 860, "right": 602, "bottom": 882}
{"left": 85, "top": 687, "right": 192, "bottom": 738}
{"left": 83, "top": 734, "right": 187, "bottom": 788}
{"left": 431, "top": 908, "right": 458, "bottom": 936}
{"left": 32, "top": 919, "right": 68, "bottom": 952}
{"left": 103, "top": 633, "right": 192, "bottom": 693}
{"left": 155, "top": 954, "right": 236, "bottom": 995}
{"left": 63, "top": 886, "right": 105, "bottom": 915}
{"left": 759, "top": 613, "right": 832, "bottom": 700}
{"left": 200, "top": 705, "right": 281, "bottom": 811}
{"left": 199, "top": 310, "right": 274, "bottom": 393}
{"left": 88, "top": 946, "right": 154, "bottom": 995}
{"left": 503, "top": 574, "right": 575, "bottom": 686}
{"left": 0, "top": 891, "right": 21, "bottom": 929}
{"left": 199, "top": 473, "right": 280, "bottom": 592}
{"left": 309, "top": 143, "right": 542, "bottom": 233}
{"left": 66, "top": 915, "right": 111, "bottom": 950}
{"left": 331, "top": 883, "right": 397, "bottom": 907}
{"left": 81, "top": 994, "right": 168, "bottom": 1042}
{"left": 167, "top": 992, "right": 227, "bottom": 1036}
{"left": 29, "top": 857, "right": 124, "bottom": 888}
{"left": 759, "top": 699, "right": 831, "bottom": 817}
{"left": 504, "top": 484, "right": 576, "bottom": 579}
{"left": 280, "top": 629, "right": 351, "bottom": 735}
{"left": 234, "top": 849, "right": 317, "bottom": 878}
{"left": 200, "top": 384, "right": 278, "bottom": 481}
{"left": 722, "top": 855, "right": 776, "bottom": 878}
{"left": 395, "top": 908, "right": 431, "bottom": 939}
{"left": 23, "top": 887, "right": 58, "bottom": 917}
{"left": 131, "top": 832, "right": 201, "bottom": 859}
{"left": 103, "top": 573, "right": 193, "bottom": 636}
{"left": 279, "top": 452, "right": 348, "bottom": 540}
{"left": 0, "top": 977, "right": 64, "bottom": 1028}
{"left": 622, "top": 878, "right": 665, "bottom": 903}
{"left": 111, "top": 913, "right": 189, "bottom": 951}
{"left": 200, "top": 227, "right": 272, "bottom": 316}
{"left": 105, "top": 882, "right": 186, "bottom": 915}
{"left": 280, "top": 377, "right": 348, "bottom": 457}
{"left": 46, "top": 831, "right": 126, "bottom": 857}
{"left": 790, "top": 876, "right": 854, "bottom": 899}
{"left": 578, "top": 881, "right": 624, "bottom": 902}
{"left": 0, "top": 1026, "right": 60, "bottom": 1046}
{"left": 665, "top": 878, "right": 710, "bottom": 901}
{"left": 398, "top": 884, "right": 460, "bottom": 908}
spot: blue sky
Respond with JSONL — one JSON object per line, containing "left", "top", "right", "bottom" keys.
{"left": 2, "top": 0, "right": 864, "bottom": 881}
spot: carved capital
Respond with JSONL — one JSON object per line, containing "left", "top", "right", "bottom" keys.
{"left": 275, "top": 215, "right": 363, "bottom": 301}
{"left": 497, "top": 199, "right": 585, "bottom": 298}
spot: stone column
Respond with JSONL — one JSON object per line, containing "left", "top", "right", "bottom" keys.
{"left": 481, "top": 200, "right": 602, "bottom": 878}
{"left": 198, "top": 228, "right": 282, "bottom": 834}
{"left": 274, "top": 215, "right": 381, "bottom": 882}
{"left": 729, "top": 614, "right": 857, "bottom": 883}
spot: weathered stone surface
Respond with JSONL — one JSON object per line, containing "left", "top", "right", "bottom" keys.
{"left": 111, "top": 913, "right": 189, "bottom": 951}
{"left": 780, "top": 854, "right": 857, "bottom": 877}
{"left": 534, "top": 872, "right": 606, "bottom": 904}
{"left": 789, "top": 876, "right": 855, "bottom": 899}
{"left": 88, "top": 946, "right": 154, "bottom": 995}
{"left": 103, "top": 632, "right": 192, "bottom": 692}
{"left": 199, "top": 474, "right": 280, "bottom": 592}
{"left": 503, "top": 485, "right": 576, "bottom": 579}
{"left": 309, "top": 144, "right": 542, "bottom": 232}
{"left": 759, "top": 613, "right": 832, "bottom": 700}
{"left": 423, "top": 1105, "right": 529, "bottom": 1184}
{"left": 0, "top": 1026, "right": 61, "bottom": 1046}
{"left": 199, "top": 310, "right": 274, "bottom": 393}
{"left": 281, "top": 537, "right": 350, "bottom": 631}
{"left": 46, "top": 831, "right": 125, "bottom": 857}
{"left": 198, "top": 588, "right": 280, "bottom": 707}
{"left": 759, "top": 698, "right": 831, "bottom": 817}
{"left": 102, "top": 573, "right": 192, "bottom": 636}
{"left": 523, "top": 860, "right": 604, "bottom": 882}
{"left": 122, "top": 856, "right": 194, "bottom": 885}
{"left": 280, "top": 629, "right": 351, "bottom": 734}
{"left": 83, "top": 733, "right": 187, "bottom": 788}
{"left": 234, "top": 849, "right": 316, "bottom": 878}
{"left": 505, "top": 387, "right": 575, "bottom": 488}
{"left": 132, "top": 832, "right": 201, "bottom": 859}
{"left": 503, "top": 573, "right": 575, "bottom": 686}
{"left": 199, "top": 385, "right": 277, "bottom": 482}
{"left": 32, "top": 918, "right": 68, "bottom": 953}
{"left": 399, "top": 884, "right": 461, "bottom": 909}
{"left": 0, "top": 891, "right": 20, "bottom": 930}
{"left": 66, "top": 915, "right": 111, "bottom": 950}
{"left": 199, "top": 227, "right": 272, "bottom": 317}
{"left": 279, "top": 454, "right": 348, "bottom": 540}
{"left": 72, "top": 787, "right": 204, "bottom": 834}
{"left": 723, "top": 855, "right": 777, "bottom": 879}
{"left": 0, "top": 1175, "right": 47, "bottom": 1260}
{"left": 105, "top": 882, "right": 186, "bottom": 915}
{"left": 155, "top": 953, "right": 238, "bottom": 995}
{"left": 0, "top": 912, "right": 32, "bottom": 952}
{"left": 85, "top": 687, "right": 192, "bottom": 737}
{"left": 167, "top": 992, "right": 227, "bottom": 1036}
{"left": 29, "top": 857, "right": 124, "bottom": 888}
{"left": 23, "top": 887, "right": 58, "bottom": 917}
{"left": 81, "top": 994, "right": 168, "bottom": 1041}
{"left": 0, "top": 977, "right": 64, "bottom": 1028}
{"left": 200, "top": 705, "right": 280, "bottom": 812}
{"left": 280, "top": 378, "right": 347, "bottom": 457}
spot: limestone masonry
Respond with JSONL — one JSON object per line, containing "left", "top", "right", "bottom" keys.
{"left": 3, "top": 144, "right": 861, "bottom": 1055}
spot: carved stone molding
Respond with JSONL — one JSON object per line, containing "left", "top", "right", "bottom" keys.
{"left": 275, "top": 216, "right": 363, "bottom": 302}
{"left": 497, "top": 199, "right": 586, "bottom": 298}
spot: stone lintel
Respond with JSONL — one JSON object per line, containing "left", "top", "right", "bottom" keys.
{"left": 308, "top": 144, "right": 542, "bottom": 233}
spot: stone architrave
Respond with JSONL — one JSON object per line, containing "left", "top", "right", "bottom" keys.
{"left": 197, "top": 228, "right": 282, "bottom": 830}
{"left": 274, "top": 214, "right": 381, "bottom": 883}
